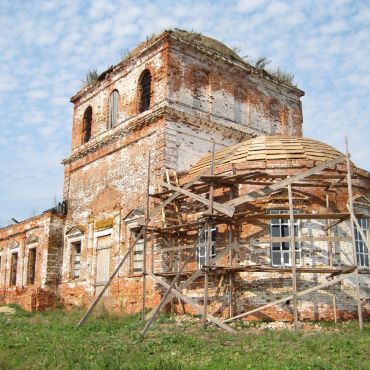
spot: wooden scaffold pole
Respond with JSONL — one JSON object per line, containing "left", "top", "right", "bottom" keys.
{"left": 203, "top": 140, "right": 216, "bottom": 327}
{"left": 345, "top": 137, "right": 363, "bottom": 330}
{"left": 326, "top": 193, "right": 337, "bottom": 323}
{"left": 288, "top": 180, "right": 299, "bottom": 330}
{"left": 142, "top": 151, "right": 151, "bottom": 320}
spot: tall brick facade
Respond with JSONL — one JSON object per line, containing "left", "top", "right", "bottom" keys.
{"left": 0, "top": 30, "right": 368, "bottom": 322}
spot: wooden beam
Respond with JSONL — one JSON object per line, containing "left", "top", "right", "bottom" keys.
{"left": 224, "top": 272, "right": 355, "bottom": 323}
{"left": 147, "top": 272, "right": 235, "bottom": 333}
{"left": 142, "top": 151, "right": 151, "bottom": 320}
{"left": 225, "top": 155, "right": 346, "bottom": 207}
{"left": 203, "top": 141, "right": 216, "bottom": 327}
{"left": 326, "top": 193, "right": 337, "bottom": 323}
{"left": 152, "top": 179, "right": 235, "bottom": 217}
{"left": 253, "top": 236, "right": 351, "bottom": 243}
{"left": 288, "top": 182, "right": 299, "bottom": 330}
{"left": 346, "top": 138, "right": 363, "bottom": 330}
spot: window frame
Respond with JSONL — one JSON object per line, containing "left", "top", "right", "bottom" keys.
{"left": 139, "top": 70, "right": 152, "bottom": 113}
{"left": 27, "top": 246, "right": 37, "bottom": 285}
{"left": 130, "top": 227, "right": 144, "bottom": 274}
{"left": 108, "top": 90, "right": 119, "bottom": 128}
{"left": 70, "top": 240, "right": 82, "bottom": 280}
{"left": 354, "top": 218, "right": 369, "bottom": 268}
{"left": 269, "top": 210, "right": 302, "bottom": 267}
{"left": 82, "top": 106, "right": 92, "bottom": 143}
{"left": 197, "top": 226, "right": 217, "bottom": 269}
{"left": 9, "top": 251, "right": 18, "bottom": 286}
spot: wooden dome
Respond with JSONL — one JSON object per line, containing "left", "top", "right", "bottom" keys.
{"left": 189, "top": 136, "right": 343, "bottom": 175}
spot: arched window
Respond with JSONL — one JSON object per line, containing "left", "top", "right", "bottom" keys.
{"left": 109, "top": 90, "right": 119, "bottom": 128}
{"left": 139, "top": 70, "right": 152, "bottom": 113}
{"left": 82, "top": 106, "right": 92, "bottom": 143}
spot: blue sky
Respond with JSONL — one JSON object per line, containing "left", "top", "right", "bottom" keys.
{"left": 0, "top": 0, "right": 369, "bottom": 225}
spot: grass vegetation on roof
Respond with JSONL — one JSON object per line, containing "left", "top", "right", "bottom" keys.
{"left": 81, "top": 68, "right": 99, "bottom": 88}
{"left": 0, "top": 304, "right": 369, "bottom": 370}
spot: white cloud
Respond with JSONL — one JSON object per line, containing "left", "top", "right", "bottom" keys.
{"left": 0, "top": 0, "right": 369, "bottom": 221}
{"left": 26, "top": 90, "right": 49, "bottom": 100}
{"left": 236, "top": 0, "right": 267, "bottom": 12}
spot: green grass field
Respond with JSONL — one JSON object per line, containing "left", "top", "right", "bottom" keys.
{"left": 0, "top": 305, "right": 369, "bottom": 370}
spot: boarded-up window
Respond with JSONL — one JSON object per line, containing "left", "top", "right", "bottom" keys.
{"left": 27, "top": 248, "right": 37, "bottom": 285}
{"left": 131, "top": 228, "right": 144, "bottom": 273}
{"left": 71, "top": 241, "right": 81, "bottom": 279}
{"left": 10, "top": 252, "right": 18, "bottom": 286}
{"left": 83, "top": 106, "right": 92, "bottom": 143}
{"left": 96, "top": 235, "right": 112, "bottom": 296}
{"left": 108, "top": 90, "right": 119, "bottom": 128}
{"left": 139, "top": 70, "right": 152, "bottom": 113}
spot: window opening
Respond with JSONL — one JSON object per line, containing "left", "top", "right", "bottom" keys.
{"left": 131, "top": 228, "right": 144, "bottom": 273}
{"left": 355, "top": 218, "right": 369, "bottom": 268}
{"left": 10, "top": 252, "right": 18, "bottom": 286}
{"left": 109, "top": 90, "right": 119, "bottom": 128}
{"left": 27, "top": 248, "right": 37, "bottom": 285}
{"left": 71, "top": 241, "right": 81, "bottom": 279}
{"left": 270, "top": 210, "right": 301, "bottom": 266}
{"left": 139, "top": 70, "right": 152, "bottom": 112}
{"left": 83, "top": 106, "right": 92, "bottom": 143}
{"left": 197, "top": 227, "right": 217, "bottom": 268}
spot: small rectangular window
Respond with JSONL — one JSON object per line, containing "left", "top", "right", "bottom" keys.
{"left": 355, "top": 218, "right": 369, "bottom": 268}
{"left": 131, "top": 228, "right": 144, "bottom": 273}
{"left": 10, "top": 252, "right": 18, "bottom": 286}
{"left": 27, "top": 248, "right": 37, "bottom": 285}
{"left": 270, "top": 210, "right": 301, "bottom": 267}
{"left": 197, "top": 227, "right": 217, "bottom": 268}
{"left": 71, "top": 241, "right": 81, "bottom": 279}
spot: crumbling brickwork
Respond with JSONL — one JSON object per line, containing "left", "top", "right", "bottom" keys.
{"left": 0, "top": 211, "right": 64, "bottom": 310}
{"left": 0, "top": 30, "right": 368, "bottom": 322}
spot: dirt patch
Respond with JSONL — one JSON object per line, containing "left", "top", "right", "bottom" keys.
{"left": 0, "top": 306, "right": 16, "bottom": 315}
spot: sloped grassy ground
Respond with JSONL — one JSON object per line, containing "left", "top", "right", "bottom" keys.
{"left": 0, "top": 305, "right": 369, "bottom": 370}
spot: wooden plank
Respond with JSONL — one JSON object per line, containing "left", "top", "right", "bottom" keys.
{"left": 254, "top": 236, "right": 352, "bottom": 243}
{"left": 147, "top": 272, "right": 235, "bottom": 333}
{"left": 224, "top": 272, "right": 355, "bottom": 323}
{"left": 152, "top": 179, "right": 235, "bottom": 217}
{"left": 225, "top": 155, "right": 346, "bottom": 207}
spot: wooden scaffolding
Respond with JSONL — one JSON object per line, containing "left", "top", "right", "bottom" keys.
{"left": 78, "top": 140, "right": 369, "bottom": 336}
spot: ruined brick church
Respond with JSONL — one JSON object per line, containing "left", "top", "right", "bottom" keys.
{"left": 0, "top": 29, "right": 369, "bottom": 324}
